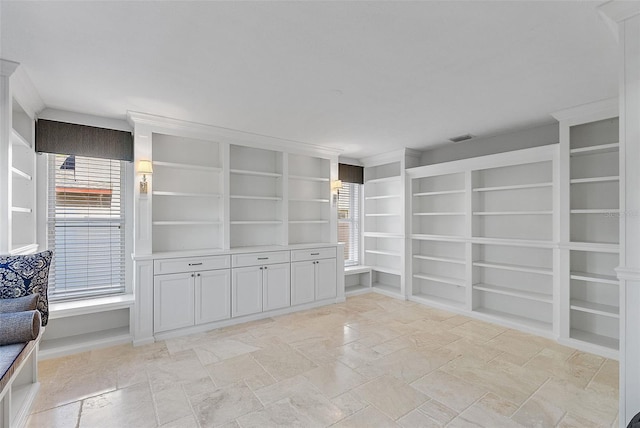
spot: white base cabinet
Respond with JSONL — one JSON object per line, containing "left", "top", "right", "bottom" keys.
{"left": 139, "top": 244, "right": 343, "bottom": 341}
{"left": 291, "top": 247, "right": 337, "bottom": 305}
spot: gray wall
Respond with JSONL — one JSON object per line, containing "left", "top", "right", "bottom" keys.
{"left": 419, "top": 122, "right": 559, "bottom": 166}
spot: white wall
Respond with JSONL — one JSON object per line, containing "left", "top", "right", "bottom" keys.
{"left": 419, "top": 122, "right": 559, "bottom": 166}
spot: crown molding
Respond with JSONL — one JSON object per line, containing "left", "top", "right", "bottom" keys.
{"left": 0, "top": 59, "right": 19, "bottom": 77}
{"left": 598, "top": 1, "right": 640, "bottom": 41}
{"left": 11, "top": 67, "right": 45, "bottom": 119}
{"left": 127, "top": 111, "right": 341, "bottom": 158}
{"left": 551, "top": 98, "right": 618, "bottom": 124}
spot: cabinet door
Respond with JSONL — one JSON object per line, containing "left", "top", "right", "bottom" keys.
{"left": 291, "top": 261, "right": 315, "bottom": 306}
{"left": 195, "top": 269, "right": 231, "bottom": 324}
{"left": 316, "top": 258, "right": 337, "bottom": 300}
{"left": 263, "top": 263, "right": 290, "bottom": 311}
{"left": 154, "top": 272, "right": 195, "bottom": 332}
{"left": 232, "top": 266, "right": 263, "bottom": 317}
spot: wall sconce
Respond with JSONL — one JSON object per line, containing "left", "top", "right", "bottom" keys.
{"left": 138, "top": 159, "right": 153, "bottom": 194}
{"left": 331, "top": 179, "right": 342, "bottom": 205}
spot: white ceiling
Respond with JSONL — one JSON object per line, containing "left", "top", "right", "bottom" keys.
{"left": 1, "top": 1, "right": 617, "bottom": 159}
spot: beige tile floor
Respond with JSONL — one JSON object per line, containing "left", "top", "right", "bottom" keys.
{"left": 28, "top": 293, "right": 619, "bottom": 427}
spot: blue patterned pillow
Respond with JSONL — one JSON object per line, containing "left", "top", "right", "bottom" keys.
{"left": 0, "top": 251, "right": 52, "bottom": 326}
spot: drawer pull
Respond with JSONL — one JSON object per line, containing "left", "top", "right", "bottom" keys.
{"left": 188, "top": 262, "right": 203, "bottom": 266}
{"left": 310, "top": 253, "right": 320, "bottom": 256}
{"left": 258, "top": 257, "right": 269, "bottom": 260}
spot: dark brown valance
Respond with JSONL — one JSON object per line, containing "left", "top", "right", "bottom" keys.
{"left": 339, "top": 163, "right": 364, "bottom": 184}
{"left": 36, "top": 119, "right": 133, "bottom": 161}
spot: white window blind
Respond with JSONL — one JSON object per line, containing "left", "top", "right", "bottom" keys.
{"left": 47, "top": 154, "right": 126, "bottom": 300}
{"left": 338, "top": 182, "right": 361, "bottom": 266}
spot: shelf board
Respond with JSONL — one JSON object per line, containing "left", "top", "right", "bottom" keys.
{"left": 40, "top": 326, "right": 131, "bottom": 359}
{"left": 10, "top": 243, "right": 38, "bottom": 255}
{"left": 153, "top": 161, "right": 222, "bottom": 172}
{"left": 570, "top": 300, "right": 619, "bottom": 318}
{"left": 413, "top": 212, "right": 465, "bottom": 216}
{"left": 371, "top": 282, "right": 402, "bottom": 298}
{"left": 413, "top": 254, "right": 465, "bottom": 265}
{"left": 472, "top": 182, "right": 552, "bottom": 192}
{"left": 230, "top": 220, "right": 283, "bottom": 225}
{"left": 364, "top": 232, "right": 404, "bottom": 238}
{"left": 288, "top": 175, "right": 329, "bottom": 182}
{"left": 11, "top": 129, "right": 31, "bottom": 148}
{"left": 473, "top": 307, "right": 552, "bottom": 332}
{"left": 570, "top": 271, "right": 618, "bottom": 285}
{"left": 153, "top": 191, "right": 221, "bottom": 198}
{"left": 473, "top": 211, "right": 552, "bottom": 216}
{"left": 473, "top": 283, "right": 553, "bottom": 303}
{"left": 289, "top": 220, "right": 330, "bottom": 224}
{"left": 412, "top": 234, "right": 466, "bottom": 242}
{"left": 370, "top": 266, "right": 402, "bottom": 276}
{"left": 49, "top": 294, "right": 135, "bottom": 320}
{"left": 290, "top": 198, "right": 330, "bottom": 203}
{"left": 471, "top": 237, "right": 555, "bottom": 248}
{"left": 365, "top": 213, "right": 400, "bottom": 217}
{"left": 570, "top": 142, "right": 619, "bottom": 156}
{"left": 569, "top": 328, "right": 619, "bottom": 350}
{"left": 365, "top": 249, "right": 401, "bottom": 257}
{"left": 366, "top": 176, "right": 400, "bottom": 184}
{"left": 570, "top": 209, "right": 619, "bottom": 214}
{"left": 413, "top": 189, "right": 465, "bottom": 197}
{"left": 230, "top": 195, "right": 282, "bottom": 201}
{"left": 11, "top": 167, "right": 32, "bottom": 180}
{"left": 570, "top": 176, "right": 619, "bottom": 184}
{"left": 365, "top": 194, "right": 401, "bottom": 200}
{"left": 565, "top": 242, "right": 619, "bottom": 253}
{"left": 230, "top": 169, "right": 282, "bottom": 178}
{"left": 413, "top": 273, "right": 465, "bottom": 287}
{"left": 153, "top": 220, "right": 221, "bottom": 226}
{"left": 11, "top": 206, "right": 32, "bottom": 213}
{"left": 410, "top": 293, "right": 465, "bottom": 310}
{"left": 473, "top": 261, "right": 552, "bottom": 276}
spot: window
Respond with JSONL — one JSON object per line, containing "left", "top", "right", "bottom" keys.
{"left": 47, "top": 154, "right": 126, "bottom": 300}
{"left": 338, "top": 181, "right": 361, "bottom": 266}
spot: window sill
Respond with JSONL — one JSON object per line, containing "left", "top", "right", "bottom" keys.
{"left": 49, "top": 294, "right": 135, "bottom": 320}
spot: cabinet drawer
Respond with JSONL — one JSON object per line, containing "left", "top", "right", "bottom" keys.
{"left": 291, "top": 247, "right": 336, "bottom": 262}
{"left": 154, "top": 255, "right": 230, "bottom": 275}
{"left": 232, "top": 251, "right": 290, "bottom": 268}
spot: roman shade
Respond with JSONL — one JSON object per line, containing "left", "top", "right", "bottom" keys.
{"left": 338, "top": 163, "right": 364, "bottom": 184}
{"left": 36, "top": 119, "right": 133, "bottom": 161}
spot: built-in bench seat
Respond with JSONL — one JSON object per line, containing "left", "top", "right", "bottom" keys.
{"left": 344, "top": 265, "right": 373, "bottom": 296}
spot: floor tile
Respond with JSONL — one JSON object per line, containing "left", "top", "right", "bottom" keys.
{"left": 189, "top": 381, "right": 263, "bottom": 427}
{"left": 353, "top": 374, "right": 429, "bottom": 420}
{"left": 79, "top": 382, "right": 156, "bottom": 428}
{"left": 26, "top": 401, "right": 81, "bottom": 428}
{"left": 332, "top": 406, "right": 400, "bottom": 428}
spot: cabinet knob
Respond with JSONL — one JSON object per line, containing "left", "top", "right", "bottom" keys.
{"left": 197, "top": 273, "right": 201, "bottom": 277}
{"left": 259, "top": 267, "right": 263, "bottom": 270}
{"left": 191, "top": 274, "right": 195, "bottom": 277}
{"left": 264, "top": 266, "right": 268, "bottom": 270}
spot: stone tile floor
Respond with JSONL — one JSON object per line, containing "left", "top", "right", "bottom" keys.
{"left": 28, "top": 293, "right": 619, "bottom": 427}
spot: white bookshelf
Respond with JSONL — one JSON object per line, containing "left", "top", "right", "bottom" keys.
{"left": 407, "top": 145, "right": 559, "bottom": 337}
{"left": 229, "top": 145, "right": 284, "bottom": 248}
{"left": 287, "top": 153, "right": 331, "bottom": 245}
{"left": 362, "top": 149, "right": 421, "bottom": 298}
{"left": 152, "top": 133, "right": 224, "bottom": 252}
{"left": 8, "top": 99, "right": 37, "bottom": 255}
{"left": 557, "top": 111, "right": 620, "bottom": 355}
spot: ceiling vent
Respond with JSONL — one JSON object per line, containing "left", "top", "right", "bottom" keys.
{"left": 449, "top": 134, "right": 475, "bottom": 143}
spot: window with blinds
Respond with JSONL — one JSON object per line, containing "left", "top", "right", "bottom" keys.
{"left": 47, "top": 154, "right": 126, "bottom": 300}
{"left": 338, "top": 181, "right": 361, "bottom": 266}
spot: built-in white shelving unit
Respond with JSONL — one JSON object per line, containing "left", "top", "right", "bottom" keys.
{"left": 362, "top": 149, "right": 420, "bottom": 298}
{"left": 152, "top": 133, "right": 224, "bottom": 252}
{"left": 288, "top": 153, "right": 331, "bottom": 245}
{"left": 407, "top": 145, "right": 559, "bottom": 338}
{"left": 554, "top": 101, "right": 621, "bottom": 358}
{"left": 1, "top": 63, "right": 40, "bottom": 256}
{"left": 229, "top": 145, "right": 284, "bottom": 247}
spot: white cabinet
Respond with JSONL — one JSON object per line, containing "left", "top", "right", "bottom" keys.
{"left": 154, "top": 272, "right": 196, "bottom": 332}
{"left": 196, "top": 269, "right": 232, "bottom": 324}
{"left": 153, "top": 255, "right": 231, "bottom": 333}
{"left": 291, "top": 247, "right": 337, "bottom": 305}
{"left": 231, "top": 250, "right": 291, "bottom": 317}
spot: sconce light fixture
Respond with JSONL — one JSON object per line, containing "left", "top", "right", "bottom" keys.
{"left": 331, "top": 179, "right": 342, "bottom": 205}
{"left": 138, "top": 159, "right": 153, "bottom": 194}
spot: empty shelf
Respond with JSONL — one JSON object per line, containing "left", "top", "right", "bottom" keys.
{"left": 570, "top": 300, "right": 619, "bottom": 318}
{"left": 413, "top": 189, "right": 465, "bottom": 197}
{"left": 230, "top": 169, "right": 282, "bottom": 178}
{"left": 413, "top": 273, "right": 465, "bottom": 287}
{"left": 570, "top": 329, "right": 619, "bottom": 350}
{"left": 472, "top": 182, "right": 552, "bottom": 192}
{"left": 288, "top": 175, "right": 329, "bottom": 182}
{"left": 570, "top": 176, "right": 619, "bottom": 184}
{"left": 473, "top": 261, "right": 552, "bottom": 276}
{"left": 570, "top": 142, "right": 619, "bottom": 156}
{"left": 413, "top": 254, "right": 465, "bottom": 264}
{"left": 570, "top": 271, "right": 618, "bottom": 285}
{"left": 473, "top": 283, "right": 552, "bottom": 303}
{"left": 153, "top": 161, "right": 222, "bottom": 172}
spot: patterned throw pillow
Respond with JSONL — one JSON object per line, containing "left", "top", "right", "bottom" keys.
{"left": 0, "top": 251, "right": 53, "bottom": 326}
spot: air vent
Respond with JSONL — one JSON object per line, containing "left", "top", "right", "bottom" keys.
{"left": 449, "top": 134, "right": 475, "bottom": 143}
